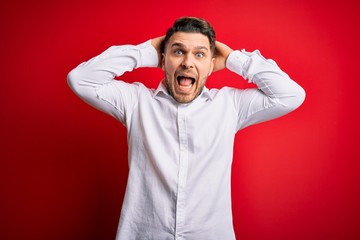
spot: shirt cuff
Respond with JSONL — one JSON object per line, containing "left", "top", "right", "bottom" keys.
{"left": 137, "top": 40, "right": 159, "bottom": 68}
{"left": 226, "top": 50, "right": 249, "bottom": 77}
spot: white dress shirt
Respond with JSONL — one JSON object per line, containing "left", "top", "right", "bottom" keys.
{"left": 68, "top": 40, "right": 305, "bottom": 240}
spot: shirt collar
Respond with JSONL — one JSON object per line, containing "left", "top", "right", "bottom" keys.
{"left": 153, "top": 81, "right": 213, "bottom": 101}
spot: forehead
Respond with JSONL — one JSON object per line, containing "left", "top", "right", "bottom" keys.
{"left": 167, "top": 32, "right": 210, "bottom": 49}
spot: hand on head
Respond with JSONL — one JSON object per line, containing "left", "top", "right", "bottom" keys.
{"left": 151, "top": 36, "right": 165, "bottom": 68}
{"left": 212, "top": 41, "right": 233, "bottom": 72}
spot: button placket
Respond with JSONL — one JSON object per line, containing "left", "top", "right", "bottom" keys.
{"left": 174, "top": 104, "right": 189, "bottom": 239}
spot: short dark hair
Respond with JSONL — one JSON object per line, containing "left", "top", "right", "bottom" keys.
{"left": 162, "top": 17, "right": 216, "bottom": 54}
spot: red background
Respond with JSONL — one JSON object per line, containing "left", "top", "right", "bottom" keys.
{"left": 1, "top": 0, "right": 359, "bottom": 239}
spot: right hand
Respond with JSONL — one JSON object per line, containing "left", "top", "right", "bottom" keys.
{"left": 151, "top": 36, "right": 165, "bottom": 68}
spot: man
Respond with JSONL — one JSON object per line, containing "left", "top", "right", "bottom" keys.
{"left": 68, "top": 17, "right": 305, "bottom": 240}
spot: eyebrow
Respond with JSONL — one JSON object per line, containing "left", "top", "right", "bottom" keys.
{"left": 171, "top": 42, "right": 209, "bottom": 52}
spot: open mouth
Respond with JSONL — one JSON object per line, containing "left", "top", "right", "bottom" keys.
{"left": 176, "top": 76, "right": 195, "bottom": 89}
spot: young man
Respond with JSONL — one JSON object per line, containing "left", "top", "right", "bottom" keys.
{"left": 68, "top": 17, "right": 305, "bottom": 240}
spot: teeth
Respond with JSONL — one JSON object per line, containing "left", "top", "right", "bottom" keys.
{"left": 181, "top": 84, "right": 193, "bottom": 89}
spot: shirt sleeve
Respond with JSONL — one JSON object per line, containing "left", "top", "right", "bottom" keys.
{"left": 226, "top": 49, "right": 306, "bottom": 131}
{"left": 67, "top": 40, "right": 158, "bottom": 124}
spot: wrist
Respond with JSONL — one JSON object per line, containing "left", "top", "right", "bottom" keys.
{"left": 226, "top": 50, "right": 249, "bottom": 74}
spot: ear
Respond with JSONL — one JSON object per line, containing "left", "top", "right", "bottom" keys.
{"left": 208, "top": 57, "right": 215, "bottom": 76}
{"left": 161, "top": 53, "right": 166, "bottom": 71}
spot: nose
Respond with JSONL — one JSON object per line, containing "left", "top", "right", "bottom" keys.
{"left": 181, "top": 54, "right": 194, "bottom": 69}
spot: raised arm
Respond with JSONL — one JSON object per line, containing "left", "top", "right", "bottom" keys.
{"left": 215, "top": 41, "right": 306, "bottom": 130}
{"left": 67, "top": 40, "right": 158, "bottom": 123}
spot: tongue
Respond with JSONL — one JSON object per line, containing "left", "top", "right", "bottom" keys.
{"left": 179, "top": 78, "right": 193, "bottom": 87}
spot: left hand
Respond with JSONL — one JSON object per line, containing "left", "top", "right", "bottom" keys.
{"left": 213, "top": 41, "right": 233, "bottom": 72}
{"left": 151, "top": 36, "right": 165, "bottom": 68}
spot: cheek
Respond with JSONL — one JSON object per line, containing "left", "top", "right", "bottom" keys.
{"left": 199, "top": 64, "right": 212, "bottom": 78}
{"left": 163, "top": 59, "right": 176, "bottom": 73}
{"left": 165, "top": 71, "right": 176, "bottom": 87}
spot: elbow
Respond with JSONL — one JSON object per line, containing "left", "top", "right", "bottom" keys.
{"left": 67, "top": 68, "right": 77, "bottom": 89}
{"left": 294, "top": 85, "right": 306, "bottom": 109}
{"left": 67, "top": 67, "right": 82, "bottom": 94}
{"left": 286, "top": 85, "right": 306, "bottom": 112}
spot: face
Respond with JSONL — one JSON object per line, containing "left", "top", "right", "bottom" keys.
{"left": 162, "top": 32, "right": 215, "bottom": 103}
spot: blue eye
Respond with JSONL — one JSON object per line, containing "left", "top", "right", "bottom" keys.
{"left": 196, "top": 52, "right": 204, "bottom": 58}
{"left": 175, "top": 49, "right": 183, "bottom": 55}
